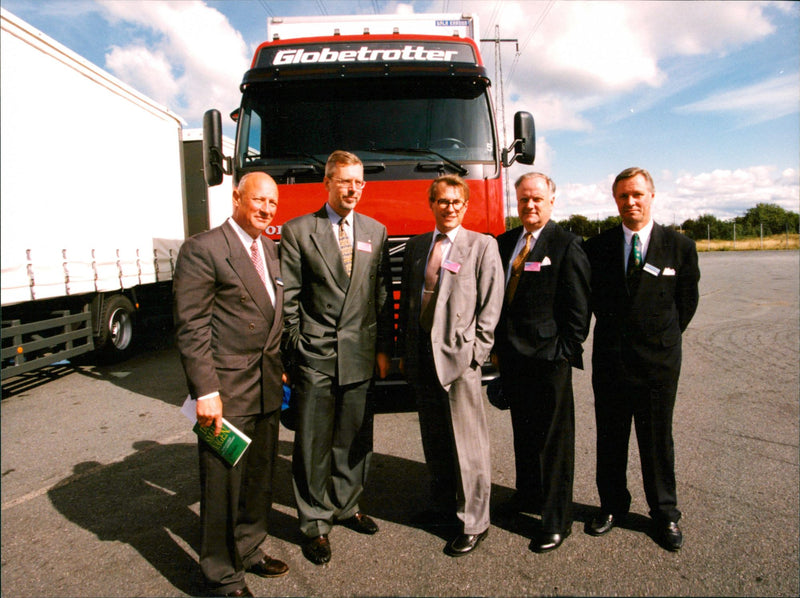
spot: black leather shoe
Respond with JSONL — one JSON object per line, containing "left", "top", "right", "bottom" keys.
{"left": 659, "top": 521, "right": 683, "bottom": 551}
{"left": 444, "top": 529, "right": 488, "bottom": 556}
{"left": 223, "top": 587, "right": 253, "bottom": 597}
{"left": 339, "top": 512, "right": 379, "bottom": 535}
{"left": 302, "top": 535, "right": 331, "bottom": 565}
{"left": 530, "top": 528, "right": 571, "bottom": 553}
{"left": 247, "top": 554, "right": 289, "bottom": 578}
{"left": 587, "top": 513, "right": 617, "bottom": 536}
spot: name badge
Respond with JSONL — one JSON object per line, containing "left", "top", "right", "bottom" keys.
{"left": 524, "top": 262, "right": 541, "bottom": 272}
{"left": 643, "top": 263, "right": 661, "bottom": 277}
{"left": 442, "top": 259, "right": 461, "bottom": 273}
{"left": 357, "top": 241, "right": 372, "bottom": 252}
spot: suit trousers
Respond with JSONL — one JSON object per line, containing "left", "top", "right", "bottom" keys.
{"left": 198, "top": 409, "right": 280, "bottom": 593}
{"left": 413, "top": 335, "right": 491, "bottom": 535}
{"left": 592, "top": 363, "right": 680, "bottom": 523}
{"left": 503, "top": 357, "right": 575, "bottom": 533}
{"left": 292, "top": 364, "right": 373, "bottom": 537}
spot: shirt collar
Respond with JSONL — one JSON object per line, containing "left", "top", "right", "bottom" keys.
{"left": 326, "top": 203, "right": 353, "bottom": 227}
{"left": 228, "top": 217, "right": 261, "bottom": 246}
{"left": 622, "top": 219, "right": 654, "bottom": 246}
{"left": 435, "top": 226, "right": 461, "bottom": 244}
{"left": 521, "top": 223, "right": 546, "bottom": 243}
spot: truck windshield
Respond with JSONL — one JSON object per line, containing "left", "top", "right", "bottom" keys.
{"left": 236, "top": 77, "right": 496, "bottom": 175}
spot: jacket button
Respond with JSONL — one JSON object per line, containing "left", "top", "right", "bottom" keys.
{"left": 249, "top": 323, "right": 255, "bottom": 330}
{"left": 240, "top": 296, "right": 247, "bottom": 302}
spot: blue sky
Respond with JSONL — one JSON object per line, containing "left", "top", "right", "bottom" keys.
{"left": 3, "top": 0, "right": 798, "bottom": 224}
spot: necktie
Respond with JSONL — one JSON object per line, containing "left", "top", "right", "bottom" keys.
{"left": 419, "top": 233, "right": 446, "bottom": 331}
{"left": 250, "top": 239, "right": 267, "bottom": 286}
{"left": 627, "top": 233, "right": 642, "bottom": 278}
{"left": 506, "top": 232, "right": 532, "bottom": 304}
{"left": 338, "top": 218, "right": 353, "bottom": 277}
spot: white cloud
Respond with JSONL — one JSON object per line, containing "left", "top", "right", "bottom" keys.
{"left": 675, "top": 74, "right": 800, "bottom": 124}
{"left": 670, "top": 166, "right": 800, "bottom": 219}
{"left": 104, "top": 45, "right": 179, "bottom": 107}
{"left": 468, "top": 0, "right": 780, "bottom": 131}
{"left": 558, "top": 165, "right": 800, "bottom": 223}
{"left": 98, "top": 0, "right": 249, "bottom": 125}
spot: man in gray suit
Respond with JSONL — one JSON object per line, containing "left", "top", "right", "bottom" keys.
{"left": 398, "top": 174, "right": 505, "bottom": 557}
{"left": 174, "top": 172, "right": 288, "bottom": 597}
{"left": 280, "top": 150, "right": 393, "bottom": 565}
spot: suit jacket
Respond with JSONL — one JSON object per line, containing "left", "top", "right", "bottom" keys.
{"left": 280, "top": 205, "right": 392, "bottom": 386}
{"left": 494, "top": 220, "right": 591, "bottom": 369}
{"left": 399, "top": 228, "right": 505, "bottom": 391}
{"left": 584, "top": 222, "right": 700, "bottom": 384}
{"left": 173, "top": 220, "right": 285, "bottom": 415}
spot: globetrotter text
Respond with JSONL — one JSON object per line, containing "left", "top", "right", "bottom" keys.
{"left": 272, "top": 46, "right": 462, "bottom": 66}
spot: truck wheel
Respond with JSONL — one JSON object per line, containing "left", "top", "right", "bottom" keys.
{"left": 95, "top": 294, "right": 135, "bottom": 361}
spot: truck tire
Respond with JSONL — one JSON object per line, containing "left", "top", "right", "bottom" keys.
{"left": 95, "top": 294, "right": 135, "bottom": 361}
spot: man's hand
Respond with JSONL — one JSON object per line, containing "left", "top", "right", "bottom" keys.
{"left": 196, "top": 394, "right": 223, "bottom": 437}
{"left": 375, "top": 352, "right": 391, "bottom": 379}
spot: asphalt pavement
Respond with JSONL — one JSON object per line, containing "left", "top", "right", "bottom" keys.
{"left": 1, "top": 250, "right": 798, "bottom": 597}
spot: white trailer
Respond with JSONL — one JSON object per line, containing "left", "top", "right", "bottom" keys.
{"left": 0, "top": 8, "right": 188, "bottom": 381}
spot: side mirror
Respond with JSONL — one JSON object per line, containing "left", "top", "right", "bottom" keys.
{"left": 502, "top": 111, "right": 536, "bottom": 167}
{"left": 202, "top": 109, "right": 226, "bottom": 186}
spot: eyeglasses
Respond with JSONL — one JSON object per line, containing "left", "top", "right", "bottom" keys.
{"left": 435, "top": 199, "right": 466, "bottom": 210}
{"left": 330, "top": 177, "right": 366, "bottom": 189}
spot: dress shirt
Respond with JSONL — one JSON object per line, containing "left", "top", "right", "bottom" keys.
{"left": 622, "top": 219, "right": 654, "bottom": 274}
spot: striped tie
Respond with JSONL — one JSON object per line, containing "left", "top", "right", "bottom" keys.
{"left": 506, "top": 232, "right": 532, "bottom": 304}
{"left": 250, "top": 239, "right": 267, "bottom": 286}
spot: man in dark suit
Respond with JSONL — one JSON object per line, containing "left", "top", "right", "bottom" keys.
{"left": 398, "top": 175, "right": 505, "bottom": 557}
{"left": 280, "top": 151, "right": 393, "bottom": 565}
{"left": 584, "top": 167, "right": 700, "bottom": 551}
{"left": 492, "top": 172, "right": 591, "bottom": 553}
{"left": 174, "top": 172, "right": 288, "bottom": 597}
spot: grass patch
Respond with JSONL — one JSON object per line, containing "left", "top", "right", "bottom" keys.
{"left": 696, "top": 234, "right": 799, "bottom": 252}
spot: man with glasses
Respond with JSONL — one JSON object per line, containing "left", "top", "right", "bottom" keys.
{"left": 398, "top": 174, "right": 504, "bottom": 556}
{"left": 280, "top": 150, "right": 393, "bottom": 565}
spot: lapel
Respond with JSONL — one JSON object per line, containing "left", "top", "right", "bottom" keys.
{"left": 310, "top": 205, "right": 351, "bottom": 292}
{"left": 221, "top": 222, "right": 273, "bottom": 321}
{"left": 411, "top": 232, "right": 434, "bottom": 309}
{"left": 643, "top": 222, "right": 670, "bottom": 268}
{"left": 437, "top": 228, "right": 469, "bottom": 307}
{"left": 350, "top": 213, "right": 373, "bottom": 284}
{"left": 634, "top": 223, "right": 672, "bottom": 298}
{"left": 261, "top": 237, "right": 283, "bottom": 331}
{"left": 498, "top": 226, "right": 522, "bottom": 272}
{"left": 528, "top": 220, "right": 553, "bottom": 263}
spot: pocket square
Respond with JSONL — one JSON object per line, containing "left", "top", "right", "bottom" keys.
{"left": 662, "top": 267, "right": 676, "bottom": 276}
{"left": 541, "top": 256, "right": 552, "bottom": 266}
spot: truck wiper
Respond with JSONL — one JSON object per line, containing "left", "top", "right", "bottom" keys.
{"left": 373, "top": 147, "right": 468, "bottom": 176}
{"left": 280, "top": 152, "right": 326, "bottom": 171}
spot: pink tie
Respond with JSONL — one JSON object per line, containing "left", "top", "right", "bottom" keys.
{"left": 250, "top": 239, "right": 267, "bottom": 286}
{"left": 420, "top": 233, "right": 446, "bottom": 331}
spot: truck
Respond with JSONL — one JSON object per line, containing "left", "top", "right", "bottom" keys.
{"left": 201, "top": 13, "right": 535, "bottom": 395}
{"left": 0, "top": 9, "right": 231, "bottom": 383}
